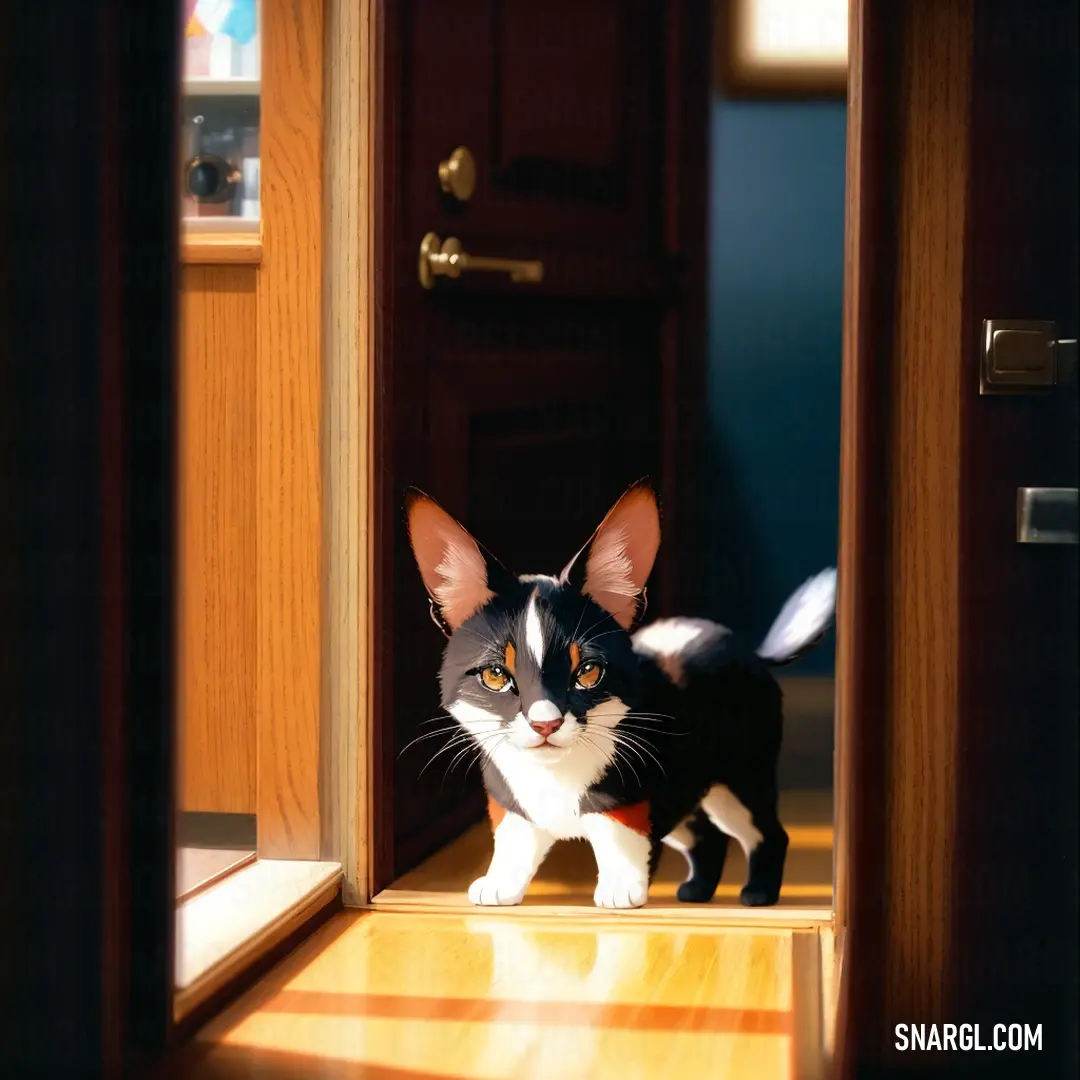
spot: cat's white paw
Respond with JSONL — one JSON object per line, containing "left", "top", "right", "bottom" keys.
{"left": 593, "top": 876, "right": 648, "bottom": 909}
{"left": 468, "top": 875, "right": 528, "bottom": 906}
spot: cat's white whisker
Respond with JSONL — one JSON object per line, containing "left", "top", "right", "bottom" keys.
{"left": 397, "top": 728, "right": 463, "bottom": 757}
{"left": 618, "top": 724, "right": 685, "bottom": 739}
{"left": 462, "top": 734, "right": 510, "bottom": 783}
{"left": 417, "top": 713, "right": 455, "bottom": 726}
{"left": 614, "top": 733, "right": 665, "bottom": 776}
{"left": 416, "top": 733, "right": 484, "bottom": 778}
{"left": 579, "top": 627, "right": 630, "bottom": 647}
{"left": 568, "top": 599, "right": 590, "bottom": 647}
{"left": 442, "top": 728, "right": 507, "bottom": 783}
{"left": 614, "top": 746, "right": 642, "bottom": 787}
{"left": 581, "top": 735, "right": 626, "bottom": 789}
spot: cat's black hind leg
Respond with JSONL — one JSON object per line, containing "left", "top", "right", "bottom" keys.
{"left": 700, "top": 783, "right": 788, "bottom": 907}
{"left": 662, "top": 809, "right": 730, "bottom": 903}
{"left": 740, "top": 817, "right": 788, "bottom": 907}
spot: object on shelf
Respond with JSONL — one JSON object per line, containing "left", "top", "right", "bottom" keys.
{"left": 186, "top": 0, "right": 256, "bottom": 44}
{"left": 241, "top": 157, "right": 260, "bottom": 198}
{"left": 208, "top": 34, "right": 240, "bottom": 79}
{"left": 185, "top": 154, "right": 242, "bottom": 205}
{"left": 185, "top": 0, "right": 259, "bottom": 81}
{"left": 181, "top": 102, "right": 259, "bottom": 223}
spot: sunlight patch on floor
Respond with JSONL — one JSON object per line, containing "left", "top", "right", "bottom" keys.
{"left": 187, "top": 911, "right": 825, "bottom": 1080}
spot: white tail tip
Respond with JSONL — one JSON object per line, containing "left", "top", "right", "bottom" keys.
{"left": 756, "top": 567, "right": 837, "bottom": 664}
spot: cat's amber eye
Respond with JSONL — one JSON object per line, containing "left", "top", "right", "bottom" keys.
{"left": 479, "top": 666, "right": 513, "bottom": 693}
{"left": 574, "top": 661, "right": 604, "bottom": 690}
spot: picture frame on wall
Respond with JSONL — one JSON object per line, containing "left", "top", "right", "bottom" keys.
{"left": 716, "top": 0, "right": 849, "bottom": 99}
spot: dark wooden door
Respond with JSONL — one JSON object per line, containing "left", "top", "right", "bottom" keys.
{"left": 953, "top": 0, "right": 1079, "bottom": 1065}
{"left": 2, "top": 0, "right": 179, "bottom": 1072}
{"left": 836, "top": 0, "right": 1078, "bottom": 1074}
{"left": 373, "top": 0, "right": 710, "bottom": 887}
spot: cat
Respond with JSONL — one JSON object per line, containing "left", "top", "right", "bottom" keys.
{"left": 404, "top": 479, "right": 837, "bottom": 909}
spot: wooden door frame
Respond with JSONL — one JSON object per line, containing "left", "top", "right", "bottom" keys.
{"left": 329, "top": 0, "right": 879, "bottom": 932}
{"left": 320, "top": 0, "right": 381, "bottom": 905}
{"left": 833, "top": 0, "right": 971, "bottom": 1066}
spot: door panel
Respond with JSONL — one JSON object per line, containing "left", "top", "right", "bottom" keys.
{"left": 953, "top": 0, "right": 1078, "bottom": 1061}
{"left": 380, "top": 0, "right": 708, "bottom": 885}
{"left": 836, "top": 1, "right": 1079, "bottom": 1074}
{"left": 177, "top": 265, "right": 257, "bottom": 815}
{"left": 406, "top": 0, "right": 661, "bottom": 247}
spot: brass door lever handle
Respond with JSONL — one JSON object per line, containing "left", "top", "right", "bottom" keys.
{"left": 418, "top": 233, "right": 544, "bottom": 290}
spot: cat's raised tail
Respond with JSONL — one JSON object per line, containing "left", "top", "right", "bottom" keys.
{"left": 755, "top": 568, "right": 838, "bottom": 667}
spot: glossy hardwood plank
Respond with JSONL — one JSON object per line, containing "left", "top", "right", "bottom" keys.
{"left": 255, "top": 0, "right": 325, "bottom": 858}
{"left": 182, "top": 912, "right": 825, "bottom": 1079}
{"left": 177, "top": 265, "right": 258, "bottom": 814}
{"left": 373, "top": 790, "right": 832, "bottom": 923}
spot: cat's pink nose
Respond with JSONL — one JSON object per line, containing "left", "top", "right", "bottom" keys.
{"left": 529, "top": 718, "right": 564, "bottom": 739}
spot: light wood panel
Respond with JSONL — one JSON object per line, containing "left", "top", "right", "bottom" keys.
{"left": 177, "top": 265, "right": 258, "bottom": 814}
{"left": 256, "top": 0, "right": 325, "bottom": 858}
{"left": 181, "top": 912, "right": 829, "bottom": 1079}
{"left": 881, "top": 0, "right": 968, "bottom": 1032}
{"left": 834, "top": 0, "right": 976, "bottom": 1074}
{"left": 321, "top": 0, "right": 378, "bottom": 903}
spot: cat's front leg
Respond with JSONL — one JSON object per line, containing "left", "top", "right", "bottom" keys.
{"left": 469, "top": 811, "right": 554, "bottom": 906}
{"left": 583, "top": 804, "right": 652, "bottom": 909}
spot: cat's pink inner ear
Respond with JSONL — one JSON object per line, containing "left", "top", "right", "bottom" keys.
{"left": 406, "top": 497, "right": 495, "bottom": 630}
{"left": 581, "top": 484, "right": 660, "bottom": 629}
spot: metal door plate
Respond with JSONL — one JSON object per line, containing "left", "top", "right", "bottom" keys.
{"left": 981, "top": 320, "right": 1058, "bottom": 394}
{"left": 1017, "top": 487, "right": 1079, "bottom": 544}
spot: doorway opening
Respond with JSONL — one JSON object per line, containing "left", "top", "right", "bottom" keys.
{"left": 369, "top": 0, "right": 846, "bottom": 921}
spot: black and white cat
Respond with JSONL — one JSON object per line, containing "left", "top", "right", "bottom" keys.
{"left": 405, "top": 480, "right": 836, "bottom": 910}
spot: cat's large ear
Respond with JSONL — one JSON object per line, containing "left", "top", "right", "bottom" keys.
{"left": 404, "top": 489, "right": 512, "bottom": 632}
{"left": 559, "top": 479, "right": 661, "bottom": 630}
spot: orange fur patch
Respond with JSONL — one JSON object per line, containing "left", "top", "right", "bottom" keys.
{"left": 487, "top": 797, "right": 507, "bottom": 831}
{"left": 603, "top": 801, "right": 651, "bottom": 837}
{"left": 503, "top": 641, "right": 516, "bottom": 676}
{"left": 569, "top": 641, "right": 581, "bottom": 671}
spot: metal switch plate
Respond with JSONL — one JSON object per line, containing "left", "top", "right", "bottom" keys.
{"left": 1017, "top": 487, "right": 1079, "bottom": 544}
{"left": 982, "top": 320, "right": 1058, "bottom": 393}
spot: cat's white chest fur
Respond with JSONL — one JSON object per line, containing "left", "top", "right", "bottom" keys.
{"left": 488, "top": 741, "right": 604, "bottom": 840}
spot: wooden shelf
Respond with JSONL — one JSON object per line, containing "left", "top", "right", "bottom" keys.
{"left": 183, "top": 76, "right": 261, "bottom": 97}
{"left": 181, "top": 231, "right": 262, "bottom": 266}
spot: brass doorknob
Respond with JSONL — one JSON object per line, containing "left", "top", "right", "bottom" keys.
{"left": 437, "top": 146, "right": 477, "bottom": 202}
{"left": 418, "top": 233, "right": 543, "bottom": 290}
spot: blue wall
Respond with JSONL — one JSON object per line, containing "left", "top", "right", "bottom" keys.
{"left": 703, "top": 98, "right": 847, "bottom": 675}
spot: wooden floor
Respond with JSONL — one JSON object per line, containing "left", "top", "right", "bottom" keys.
{"left": 179, "top": 910, "right": 835, "bottom": 1079}
{"left": 373, "top": 790, "right": 833, "bottom": 923}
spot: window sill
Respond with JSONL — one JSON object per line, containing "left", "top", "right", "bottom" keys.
{"left": 180, "top": 233, "right": 263, "bottom": 266}
{"left": 174, "top": 858, "right": 342, "bottom": 1021}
